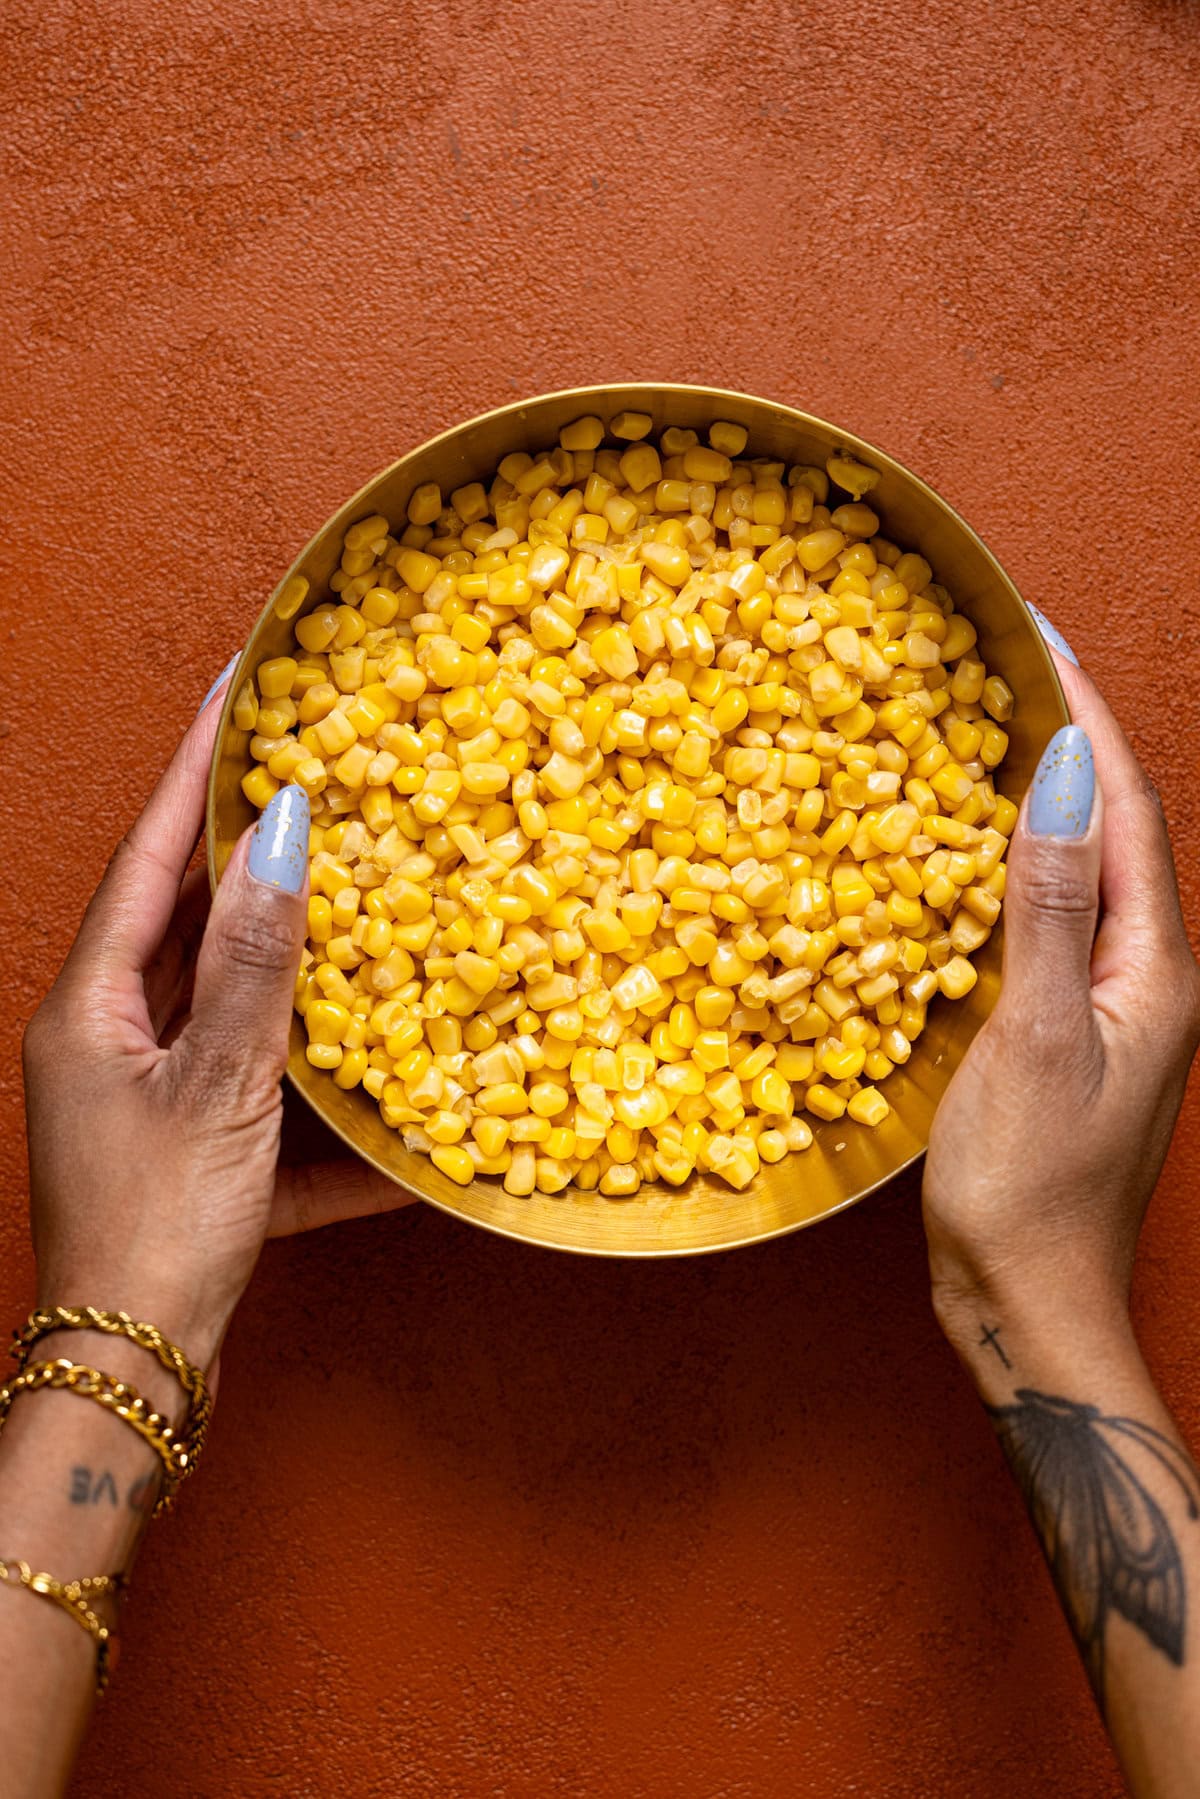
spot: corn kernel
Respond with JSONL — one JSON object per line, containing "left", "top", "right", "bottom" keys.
{"left": 611, "top": 410, "right": 654, "bottom": 441}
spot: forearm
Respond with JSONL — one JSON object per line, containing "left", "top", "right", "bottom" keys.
{"left": 939, "top": 1295, "right": 1200, "bottom": 1799}
{"left": 0, "top": 1331, "right": 189, "bottom": 1798}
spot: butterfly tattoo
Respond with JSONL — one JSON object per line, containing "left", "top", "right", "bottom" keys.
{"left": 987, "top": 1390, "right": 1200, "bottom": 1710}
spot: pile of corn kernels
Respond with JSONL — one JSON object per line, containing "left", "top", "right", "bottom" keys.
{"left": 238, "top": 412, "right": 1015, "bottom": 1199}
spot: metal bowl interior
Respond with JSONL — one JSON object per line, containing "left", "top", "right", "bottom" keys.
{"left": 207, "top": 383, "right": 1067, "bottom": 1257}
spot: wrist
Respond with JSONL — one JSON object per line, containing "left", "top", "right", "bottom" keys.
{"left": 931, "top": 1271, "right": 1140, "bottom": 1400}
{"left": 33, "top": 1274, "right": 231, "bottom": 1377}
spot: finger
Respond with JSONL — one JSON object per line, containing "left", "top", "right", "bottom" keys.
{"left": 1001, "top": 724, "right": 1102, "bottom": 1031}
{"left": 182, "top": 785, "right": 309, "bottom": 1092}
{"left": 1053, "top": 653, "right": 1187, "bottom": 949}
{"left": 69, "top": 660, "right": 238, "bottom": 981}
{"left": 268, "top": 1160, "right": 420, "bottom": 1237}
{"left": 144, "top": 866, "right": 212, "bottom": 1040}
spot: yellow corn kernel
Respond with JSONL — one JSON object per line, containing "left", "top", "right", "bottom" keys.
{"left": 774, "top": 1044, "right": 813, "bottom": 1083}
{"left": 467, "top": 1116, "right": 507, "bottom": 1160}
{"left": 690, "top": 986, "right": 731, "bottom": 1029}
{"left": 818, "top": 1041, "right": 866, "bottom": 1082}
{"left": 230, "top": 679, "right": 259, "bottom": 733}
{"left": 946, "top": 719, "right": 982, "bottom": 762}
{"left": 332, "top": 742, "right": 372, "bottom": 790}
{"left": 798, "top": 528, "right": 847, "bottom": 573}
{"left": 611, "top": 410, "right": 654, "bottom": 441}
{"left": 555, "top": 414, "right": 602, "bottom": 453}
{"left": 750, "top": 1069, "right": 792, "bottom": 1114}
{"left": 306, "top": 999, "right": 352, "bottom": 1047}
{"left": 425, "top": 1110, "right": 467, "bottom": 1145}
{"left": 451, "top": 951, "right": 498, "bottom": 996}
{"left": 989, "top": 794, "right": 1017, "bottom": 836}
{"left": 981, "top": 676, "right": 1014, "bottom": 722}
{"left": 641, "top": 539, "right": 691, "bottom": 586}
{"left": 979, "top": 722, "right": 1009, "bottom": 768}
{"left": 821, "top": 453, "right": 877, "bottom": 502}
{"left": 924, "top": 815, "right": 974, "bottom": 848}
{"left": 847, "top": 1086, "right": 889, "bottom": 1126}
{"left": 430, "top": 1144, "right": 475, "bottom": 1186}
{"left": 475, "top": 1082, "right": 525, "bottom": 1118}
{"left": 329, "top": 1046, "right": 366, "bottom": 1090}
{"left": 257, "top": 656, "right": 298, "bottom": 700}
{"left": 702, "top": 419, "right": 746, "bottom": 458}
{"left": 884, "top": 891, "right": 924, "bottom": 931}
{"left": 396, "top": 547, "right": 440, "bottom": 593}
{"left": 803, "top": 1083, "right": 847, "bottom": 1121}
{"left": 938, "top": 614, "right": 977, "bottom": 662}
{"left": 306, "top": 893, "right": 334, "bottom": 944}
{"left": 938, "top": 955, "right": 978, "bottom": 998}
{"left": 616, "top": 439, "right": 663, "bottom": 495}
{"left": 412, "top": 769, "right": 462, "bottom": 823}
{"left": 449, "top": 480, "right": 487, "bottom": 523}
{"left": 241, "top": 766, "right": 279, "bottom": 809}
{"left": 402, "top": 483, "right": 440, "bottom": 527}
{"left": 592, "top": 623, "right": 639, "bottom": 680}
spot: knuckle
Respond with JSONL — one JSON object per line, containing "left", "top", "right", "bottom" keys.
{"left": 1018, "top": 860, "right": 1096, "bottom": 922}
{"left": 21, "top": 1002, "right": 55, "bottom": 1074}
{"left": 107, "top": 830, "right": 154, "bottom": 884}
{"left": 172, "top": 1028, "right": 286, "bottom": 1112}
{"left": 995, "top": 997, "right": 1100, "bottom": 1087}
{"left": 999, "top": 1002, "right": 1062, "bottom": 1065}
{"left": 215, "top": 908, "right": 299, "bottom": 979}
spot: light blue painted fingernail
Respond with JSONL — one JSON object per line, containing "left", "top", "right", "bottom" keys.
{"left": 1027, "top": 605, "right": 1078, "bottom": 666}
{"left": 248, "top": 785, "right": 310, "bottom": 892}
{"left": 199, "top": 655, "right": 240, "bottom": 713}
{"left": 1028, "top": 725, "right": 1094, "bottom": 838}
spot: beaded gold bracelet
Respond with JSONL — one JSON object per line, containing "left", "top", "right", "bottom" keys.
{"left": 11, "top": 1307, "right": 211, "bottom": 1479}
{"left": 0, "top": 1360, "right": 191, "bottom": 1514}
{"left": 0, "top": 1559, "right": 122, "bottom": 1693}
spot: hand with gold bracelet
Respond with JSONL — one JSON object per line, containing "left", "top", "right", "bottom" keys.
{"left": 0, "top": 665, "right": 414, "bottom": 1798}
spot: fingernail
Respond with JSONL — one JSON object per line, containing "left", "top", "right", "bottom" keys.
{"left": 1028, "top": 725, "right": 1094, "bottom": 838}
{"left": 1027, "top": 605, "right": 1078, "bottom": 666}
{"left": 248, "top": 785, "right": 310, "bottom": 892}
{"left": 199, "top": 655, "right": 240, "bottom": 713}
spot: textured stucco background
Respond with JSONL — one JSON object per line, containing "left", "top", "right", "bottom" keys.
{"left": 2, "top": 2, "right": 1199, "bottom": 1794}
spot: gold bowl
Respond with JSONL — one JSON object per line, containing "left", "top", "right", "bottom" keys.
{"left": 207, "top": 383, "right": 1068, "bottom": 1257}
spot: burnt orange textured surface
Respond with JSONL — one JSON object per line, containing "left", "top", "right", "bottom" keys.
{"left": 2, "top": 3, "right": 1198, "bottom": 1794}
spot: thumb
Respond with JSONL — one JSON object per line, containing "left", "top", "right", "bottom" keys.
{"left": 186, "top": 784, "right": 310, "bottom": 1087}
{"left": 1001, "top": 724, "right": 1102, "bottom": 1022}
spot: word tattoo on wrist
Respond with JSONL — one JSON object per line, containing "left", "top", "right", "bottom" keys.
{"left": 987, "top": 1389, "right": 1200, "bottom": 1710}
{"left": 69, "top": 1466, "right": 159, "bottom": 1515}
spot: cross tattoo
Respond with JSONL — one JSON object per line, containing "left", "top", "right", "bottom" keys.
{"left": 979, "top": 1323, "right": 1012, "bottom": 1369}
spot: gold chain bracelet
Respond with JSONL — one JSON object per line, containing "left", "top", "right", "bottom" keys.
{"left": 0, "top": 1559, "right": 120, "bottom": 1693}
{"left": 12, "top": 1307, "right": 211, "bottom": 1476}
{"left": 0, "top": 1361, "right": 190, "bottom": 1514}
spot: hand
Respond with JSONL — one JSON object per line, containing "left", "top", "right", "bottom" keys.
{"left": 21, "top": 680, "right": 414, "bottom": 1371}
{"left": 923, "top": 652, "right": 1200, "bottom": 1353}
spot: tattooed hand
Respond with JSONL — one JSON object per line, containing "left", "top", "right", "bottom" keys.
{"left": 923, "top": 640, "right": 1200, "bottom": 1781}
{"left": 923, "top": 647, "right": 1200, "bottom": 1352}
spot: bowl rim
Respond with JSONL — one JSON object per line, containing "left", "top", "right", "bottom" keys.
{"left": 207, "top": 380, "right": 1067, "bottom": 1257}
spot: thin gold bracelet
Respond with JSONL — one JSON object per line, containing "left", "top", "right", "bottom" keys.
{"left": 0, "top": 1361, "right": 190, "bottom": 1514}
{"left": 12, "top": 1307, "right": 211, "bottom": 1477}
{"left": 0, "top": 1559, "right": 120, "bottom": 1693}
